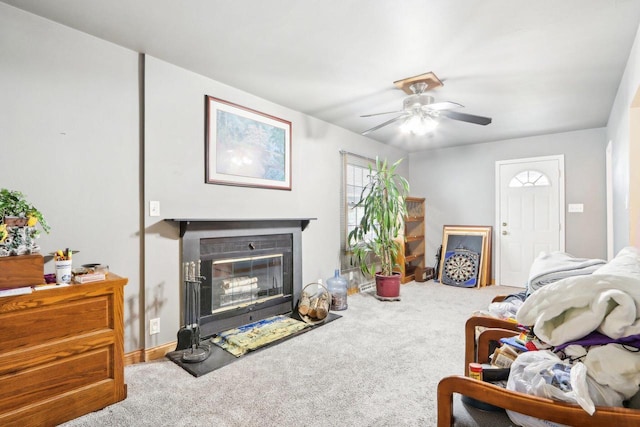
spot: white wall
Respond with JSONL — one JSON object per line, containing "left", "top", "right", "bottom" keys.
{"left": 409, "top": 128, "right": 608, "bottom": 279}
{"left": 607, "top": 21, "right": 640, "bottom": 253}
{"left": 0, "top": 4, "right": 142, "bottom": 351}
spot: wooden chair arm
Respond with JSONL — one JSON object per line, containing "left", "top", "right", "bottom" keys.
{"left": 464, "top": 316, "right": 520, "bottom": 372}
{"left": 437, "top": 375, "right": 640, "bottom": 427}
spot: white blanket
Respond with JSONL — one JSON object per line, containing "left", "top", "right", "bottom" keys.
{"left": 583, "top": 344, "right": 640, "bottom": 399}
{"left": 516, "top": 273, "right": 640, "bottom": 346}
{"left": 526, "top": 251, "right": 606, "bottom": 295}
{"left": 593, "top": 246, "right": 640, "bottom": 278}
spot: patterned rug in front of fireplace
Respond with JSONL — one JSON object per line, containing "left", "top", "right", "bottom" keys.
{"left": 211, "top": 314, "right": 310, "bottom": 357}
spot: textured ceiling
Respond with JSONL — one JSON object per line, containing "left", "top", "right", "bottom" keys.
{"left": 4, "top": 0, "right": 640, "bottom": 151}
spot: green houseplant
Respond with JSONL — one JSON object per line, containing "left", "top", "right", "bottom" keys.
{"left": 348, "top": 157, "right": 409, "bottom": 298}
{"left": 0, "top": 189, "right": 50, "bottom": 256}
{"left": 0, "top": 188, "right": 50, "bottom": 233}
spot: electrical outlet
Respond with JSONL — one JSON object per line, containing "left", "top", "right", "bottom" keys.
{"left": 150, "top": 318, "right": 160, "bottom": 335}
{"left": 149, "top": 200, "right": 160, "bottom": 217}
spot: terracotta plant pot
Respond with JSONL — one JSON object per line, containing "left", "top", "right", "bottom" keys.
{"left": 3, "top": 216, "right": 28, "bottom": 227}
{"left": 375, "top": 272, "right": 401, "bottom": 298}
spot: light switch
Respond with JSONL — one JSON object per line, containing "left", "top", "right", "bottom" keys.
{"left": 568, "top": 203, "right": 584, "bottom": 213}
{"left": 150, "top": 200, "right": 160, "bottom": 217}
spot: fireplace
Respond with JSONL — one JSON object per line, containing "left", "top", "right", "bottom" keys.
{"left": 170, "top": 219, "right": 313, "bottom": 339}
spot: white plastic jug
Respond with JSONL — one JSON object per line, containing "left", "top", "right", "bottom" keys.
{"left": 326, "top": 269, "right": 348, "bottom": 311}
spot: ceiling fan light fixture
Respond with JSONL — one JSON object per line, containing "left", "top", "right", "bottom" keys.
{"left": 403, "top": 94, "right": 434, "bottom": 110}
{"left": 361, "top": 72, "right": 492, "bottom": 136}
{"left": 400, "top": 114, "right": 437, "bottom": 136}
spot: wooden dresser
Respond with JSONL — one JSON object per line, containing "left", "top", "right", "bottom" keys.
{"left": 0, "top": 274, "right": 127, "bottom": 426}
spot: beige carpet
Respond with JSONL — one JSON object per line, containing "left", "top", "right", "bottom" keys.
{"left": 61, "top": 280, "right": 520, "bottom": 427}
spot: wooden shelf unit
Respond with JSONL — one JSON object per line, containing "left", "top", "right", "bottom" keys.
{"left": 0, "top": 274, "right": 128, "bottom": 426}
{"left": 399, "top": 197, "right": 426, "bottom": 283}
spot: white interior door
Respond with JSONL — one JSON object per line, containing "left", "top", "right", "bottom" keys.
{"left": 496, "top": 156, "right": 565, "bottom": 287}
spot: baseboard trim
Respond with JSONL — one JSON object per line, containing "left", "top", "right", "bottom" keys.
{"left": 124, "top": 341, "right": 177, "bottom": 366}
{"left": 124, "top": 350, "right": 144, "bottom": 366}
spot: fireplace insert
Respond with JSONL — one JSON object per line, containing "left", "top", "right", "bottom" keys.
{"left": 198, "top": 233, "right": 293, "bottom": 337}
{"left": 170, "top": 219, "right": 311, "bottom": 339}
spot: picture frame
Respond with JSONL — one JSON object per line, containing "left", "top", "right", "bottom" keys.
{"left": 438, "top": 225, "right": 492, "bottom": 287}
{"left": 205, "top": 95, "right": 292, "bottom": 190}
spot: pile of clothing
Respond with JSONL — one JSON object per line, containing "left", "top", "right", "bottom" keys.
{"left": 500, "top": 246, "right": 640, "bottom": 424}
{"left": 487, "top": 251, "right": 606, "bottom": 320}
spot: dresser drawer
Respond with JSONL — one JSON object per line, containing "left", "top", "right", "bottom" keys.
{"left": 0, "top": 295, "right": 113, "bottom": 352}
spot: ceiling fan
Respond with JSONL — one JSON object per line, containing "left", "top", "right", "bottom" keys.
{"left": 361, "top": 72, "right": 492, "bottom": 136}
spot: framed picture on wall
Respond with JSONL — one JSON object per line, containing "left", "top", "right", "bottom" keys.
{"left": 205, "top": 95, "right": 292, "bottom": 190}
{"left": 438, "top": 225, "right": 492, "bottom": 287}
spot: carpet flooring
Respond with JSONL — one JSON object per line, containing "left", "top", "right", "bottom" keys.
{"left": 61, "top": 280, "right": 521, "bottom": 427}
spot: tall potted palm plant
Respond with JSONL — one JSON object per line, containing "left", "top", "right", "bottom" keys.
{"left": 348, "top": 157, "right": 409, "bottom": 298}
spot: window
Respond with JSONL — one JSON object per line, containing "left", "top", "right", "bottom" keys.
{"left": 340, "top": 151, "right": 375, "bottom": 289}
{"left": 508, "top": 170, "right": 550, "bottom": 188}
{"left": 345, "top": 163, "right": 371, "bottom": 246}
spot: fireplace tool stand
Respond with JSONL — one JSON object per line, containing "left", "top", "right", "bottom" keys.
{"left": 180, "top": 261, "right": 210, "bottom": 363}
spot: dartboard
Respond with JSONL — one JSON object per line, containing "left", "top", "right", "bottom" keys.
{"left": 441, "top": 249, "right": 479, "bottom": 287}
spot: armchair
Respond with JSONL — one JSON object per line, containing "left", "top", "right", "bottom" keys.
{"left": 437, "top": 376, "right": 640, "bottom": 427}
{"left": 438, "top": 297, "right": 640, "bottom": 427}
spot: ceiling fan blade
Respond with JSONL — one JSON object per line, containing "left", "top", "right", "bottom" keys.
{"left": 425, "top": 101, "right": 463, "bottom": 111}
{"left": 361, "top": 114, "right": 409, "bottom": 136}
{"left": 439, "top": 110, "right": 492, "bottom": 125}
{"left": 360, "top": 110, "right": 404, "bottom": 118}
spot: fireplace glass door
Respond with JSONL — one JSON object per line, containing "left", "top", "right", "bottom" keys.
{"left": 211, "top": 254, "right": 284, "bottom": 314}
{"left": 197, "top": 232, "right": 294, "bottom": 337}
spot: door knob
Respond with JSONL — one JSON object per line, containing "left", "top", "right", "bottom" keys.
{"left": 502, "top": 230, "right": 508, "bottom": 235}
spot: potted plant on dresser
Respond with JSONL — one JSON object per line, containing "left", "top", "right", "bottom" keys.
{"left": 348, "top": 157, "right": 409, "bottom": 299}
{"left": 0, "top": 188, "right": 50, "bottom": 256}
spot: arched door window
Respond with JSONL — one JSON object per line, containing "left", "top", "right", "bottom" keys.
{"left": 508, "top": 170, "right": 550, "bottom": 188}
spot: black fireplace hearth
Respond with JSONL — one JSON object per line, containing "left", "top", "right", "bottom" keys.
{"left": 165, "top": 218, "right": 330, "bottom": 376}
{"left": 166, "top": 312, "right": 340, "bottom": 377}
